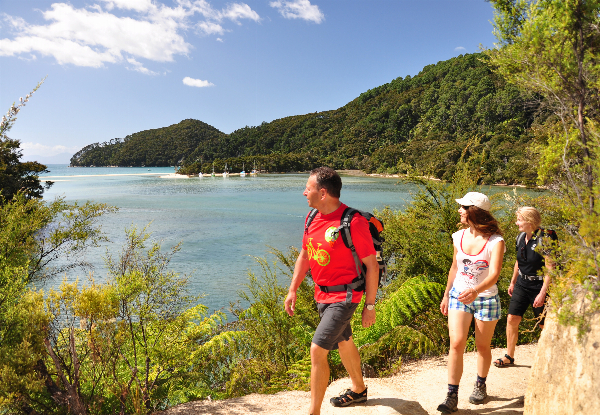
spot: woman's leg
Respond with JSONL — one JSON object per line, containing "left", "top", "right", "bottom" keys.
{"left": 474, "top": 318, "right": 499, "bottom": 378}
{"left": 447, "top": 310, "right": 473, "bottom": 384}
{"left": 506, "top": 314, "right": 522, "bottom": 360}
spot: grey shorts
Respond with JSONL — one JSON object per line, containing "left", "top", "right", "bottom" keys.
{"left": 313, "top": 302, "right": 359, "bottom": 350}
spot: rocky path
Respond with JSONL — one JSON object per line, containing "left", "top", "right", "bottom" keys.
{"left": 159, "top": 344, "right": 536, "bottom": 415}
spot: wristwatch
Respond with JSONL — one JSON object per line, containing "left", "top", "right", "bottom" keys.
{"left": 365, "top": 303, "right": 375, "bottom": 311}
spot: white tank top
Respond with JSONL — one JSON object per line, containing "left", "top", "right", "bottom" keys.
{"left": 452, "top": 229, "right": 505, "bottom": 297}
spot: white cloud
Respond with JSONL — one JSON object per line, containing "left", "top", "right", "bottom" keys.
{"left": 455, "top": 46, "right": 466, "bottom": 52}
{"left": 183, "top": 76, "right": 214, "bottom": 87}
{"left": 127, "top": 57, "right": 159, "bottom": 75}
{"left": 20, "top": 142, "right": 80, "bottom": 157}
{"left": 0, "top": 1, "right": 260, "bottom": 69}
{"left": 101, "top": 0, "right": 154, "bottom": 13}
{"left": 216, "top": 37, "right": 223, "bottom": 42}
{"left": 222, "top": 3, "right": 260, "bottom": 24}
{"left": 270, "top": 0, "right": 324, "bottom": 24}
{"left": 197, "top": 21, "right": 225, "bottom": 35}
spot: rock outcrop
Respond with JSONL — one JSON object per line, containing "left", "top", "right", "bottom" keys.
{"left": 525, "top": 291, "right": 600, "bottom": 415}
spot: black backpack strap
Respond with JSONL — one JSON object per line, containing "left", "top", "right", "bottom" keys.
{"left": 315, "top": 207, "right": 366, "bottom": 303}
{"left": 304, "top": 208, "right": 319, "bottom": 234}
{"left": 516, "top": 232, "right": 526, "bottom": 251}
{"left": 318, "top": 275, "right": 365, "bottom": 297}
{"left": 339, "top": 207, "right": 364, "bottom": 280}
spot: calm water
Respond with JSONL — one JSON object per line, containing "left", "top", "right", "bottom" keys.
{"left": 40, "top": 166, "right": 538, "bottom": 313}
{"left": 40, "top": 166, "right": 417, "bottom": 312}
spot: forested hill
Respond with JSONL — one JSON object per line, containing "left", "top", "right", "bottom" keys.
{"left": 69, "top": 120, "right": 226, "bottom": 167}
{"left": 70, "top": 53, "right": 546, "bottom": 185}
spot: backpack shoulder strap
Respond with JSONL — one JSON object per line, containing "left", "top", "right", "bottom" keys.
{"left": 516, "top": 232, "right": 526, "bottom": 249}
{"left": 304, "top": 208, "right": 319, "bottom": 234}
{"left": 339, "top": 207, "right": 359, "bottom": 249}
{"left": 338, "top": 207, "right": 364, "bottom": 280}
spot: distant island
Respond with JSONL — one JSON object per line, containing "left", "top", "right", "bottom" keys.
{"left": 70, "top": 53, "right": 546, "bottom": 186}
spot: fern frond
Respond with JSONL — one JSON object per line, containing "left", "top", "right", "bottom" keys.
{"left": 192, "top": 330, "right": 248, "bottom": 360}
{"left": 353, "top": 276, "right": 445, "bottom": 345}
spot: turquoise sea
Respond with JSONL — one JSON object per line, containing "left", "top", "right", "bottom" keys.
{"left": 39, "top": 165, "right": 535, "bottom": 313}
{"left": 40, "top": 166, "right": 418, "bottom": 312}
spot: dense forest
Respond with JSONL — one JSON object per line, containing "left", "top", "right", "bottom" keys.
{"left": 70, "top": 53, "right": 548, "bottom": 185}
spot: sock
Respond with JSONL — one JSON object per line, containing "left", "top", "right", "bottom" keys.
{"left": 477, "top": 375, "right": 487, "bottom": 386}
{"left": 448, "top": 384, "right": 459, "bottom": 395}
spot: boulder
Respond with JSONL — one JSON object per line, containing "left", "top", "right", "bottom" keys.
{"left": 525, "top": 290, "right": 600, "bottom": 415}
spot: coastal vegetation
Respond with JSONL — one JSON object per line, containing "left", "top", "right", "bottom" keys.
{"left": 1, "top": 1, "right": 598, "bottom": 413}
{"left": 71, "top": 53, "right": 547, "bottom": 186}
{"left": 0, "top": 78, "right": 53, "bottom": 203}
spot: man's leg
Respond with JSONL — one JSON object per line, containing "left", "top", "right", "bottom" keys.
{"left": 310, "top": 342, "right": 330, "bottom": 415}
{"left": 337, "top": 336, "right": 366, "bottom": 393}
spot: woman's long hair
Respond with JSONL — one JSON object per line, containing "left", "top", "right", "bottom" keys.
{"left": 462, "top": 206, "right": 503, "bottom": 237}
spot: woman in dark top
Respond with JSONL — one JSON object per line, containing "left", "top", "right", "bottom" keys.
{"left": 494, "top": 207, "right": 557, "bottom": 367}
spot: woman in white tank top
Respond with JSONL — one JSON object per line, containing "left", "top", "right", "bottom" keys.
{"left": 437, "top": 192, "right": 506, "bottom": 414}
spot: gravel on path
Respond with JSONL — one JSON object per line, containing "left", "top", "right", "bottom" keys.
{"left": 158, "top": 344, "right": 536, "bottom": 415}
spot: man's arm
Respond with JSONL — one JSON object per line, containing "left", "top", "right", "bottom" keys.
{"left": 361, "top": 254, "right": 378, "bottom": 328}
{"left": 284, "top": 248, "right": 310, "bottom": 317}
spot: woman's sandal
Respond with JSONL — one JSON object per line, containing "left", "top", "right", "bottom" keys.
{"left": 494, "top": 354, "right": 515, "bottom": 367}
{"left": 329, "top": 387, "right": 368, "bottom": 407}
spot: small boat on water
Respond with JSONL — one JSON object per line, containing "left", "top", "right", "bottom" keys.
{"left": 211, "top": 162, "right": 215, "bottom": 177}
{"left": 198, "top": 172, "right": 203, "bottom": 178}
{"left": 250, "top": 160, "right": 258, "bottom": 176}
{"left": 223, "top": 163, "right": 229, "bottom": 177}
{"left": 240, "top": 162, "right": 246, "bottom": 177}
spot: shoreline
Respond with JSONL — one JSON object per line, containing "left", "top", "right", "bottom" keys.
{"left": 48, "top": 168, "right": 539, "bottom": 188}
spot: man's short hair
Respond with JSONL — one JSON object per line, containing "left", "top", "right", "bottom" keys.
{"left": 310, "top": 167, "right": 342, "bottom": 198}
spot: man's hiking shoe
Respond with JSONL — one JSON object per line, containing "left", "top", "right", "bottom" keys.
{"left": 330, "top": 387, "right": 367, "bottom": 407}
{"left": 469, "top": 382, "right": 487, "bottom": 404}
{"left": 437, "top": 392, "right": 458, "bottom": 414}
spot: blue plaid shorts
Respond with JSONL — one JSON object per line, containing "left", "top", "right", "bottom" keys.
{"left": 448, "top": 287, "right": 501, "bottom": 321}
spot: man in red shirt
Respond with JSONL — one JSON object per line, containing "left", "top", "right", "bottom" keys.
{"left": 284, "top": 167, "right": 379, "bottom": 415}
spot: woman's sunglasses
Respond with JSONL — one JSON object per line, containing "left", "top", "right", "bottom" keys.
{"left": 461, "top": 205, "right": 472, "bottom": 210}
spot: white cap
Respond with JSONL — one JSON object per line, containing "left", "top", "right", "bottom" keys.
{"left": 455, "top": 192, "right": 491, "bottom": 212}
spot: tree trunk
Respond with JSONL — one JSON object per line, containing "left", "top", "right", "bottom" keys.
{"left": 43, "top": 338, "right": 88, "bottom": 415}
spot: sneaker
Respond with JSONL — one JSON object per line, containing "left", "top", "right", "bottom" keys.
{"left": 469, "top": 381, "right": 487, "bottom": 404}
{"left": 436, "top": 392, "right": 458, "bottom": 414}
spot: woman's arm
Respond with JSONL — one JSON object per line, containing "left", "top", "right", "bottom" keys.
{"left": 508, "top": 260, "right": 519, "bottom": 296}
{"left": 458, "top": 240, "right": 505, "bottom": 304}
{"left": 440, "top": 246, "right": 458, "bottom": 316}
{"left": 533, "top": 256, "right": 555, "bottom": 307}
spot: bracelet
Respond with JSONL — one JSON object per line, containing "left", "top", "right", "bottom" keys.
{"left": 473, "top": 288, "right": 479, "bottom": 296}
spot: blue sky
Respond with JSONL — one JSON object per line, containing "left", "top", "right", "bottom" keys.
{"left": 1, "top": 0, "right": 498, "bottom": 164}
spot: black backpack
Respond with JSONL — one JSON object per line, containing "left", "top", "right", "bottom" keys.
{"left": 516, "top": 228, "right": 559, "bottom": 256}
{"left": 305, "top": 207, "right": 387, "bottom": 296}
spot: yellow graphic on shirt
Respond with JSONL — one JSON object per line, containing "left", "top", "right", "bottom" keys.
{"left": 306, "top": 238, "right": 330, "bottom": 266}
{"left": 324, "top": 226, "right": 339, "bottom": 247}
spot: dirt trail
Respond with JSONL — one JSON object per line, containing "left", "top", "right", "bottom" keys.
{"left": 159, "top": 344, "right": 536, "bottom": 415}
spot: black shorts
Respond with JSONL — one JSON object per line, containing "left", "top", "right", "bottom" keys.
{"left": 508, "top": 282, "right": 548, "bottom": 325}
{"left": 312, "top": 302, "right": 359, "bottom": 350}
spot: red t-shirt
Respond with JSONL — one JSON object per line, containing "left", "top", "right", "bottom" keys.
{"left": 302, "top": 203, "right": 376, "bottom": 303}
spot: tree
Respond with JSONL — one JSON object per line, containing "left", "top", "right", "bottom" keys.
{"left": 488, "top": 0, "right": 600, "bottom": 207}
{"left": 487, "top": 0, "right": 600, "bottom": 330}
{"left": 0, "top": 193, "right": 117, "bottom": 285}
{"left": 0, "top": 78, "right": 53, "bottom": 202}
